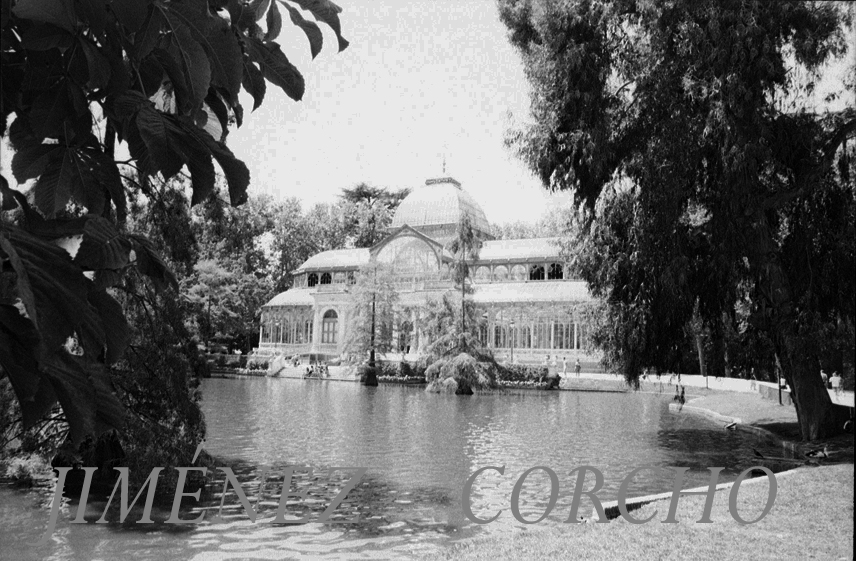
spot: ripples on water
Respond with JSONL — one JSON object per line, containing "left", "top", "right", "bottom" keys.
{"left": 0, "top": 378, "right": 794, "bottom": 560}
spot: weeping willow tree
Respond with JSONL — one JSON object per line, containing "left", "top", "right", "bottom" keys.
{"left": 500, "top": 0, "right": 855, "bottom": 440}
{"left": 344, "top": 262, "right": 398, "bottom": 385}
{"left": 424, "top": 214, "right": 496, "bottom": 394}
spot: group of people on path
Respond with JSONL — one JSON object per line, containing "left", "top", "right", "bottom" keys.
{"left": 542, "top": 355, "right": 582, "bottom": 378}
{"left": 820, "top": 370, "right": 844, "bottom": 395}
{"left": 304, "top": 363, "right": 329, "bottom": 378}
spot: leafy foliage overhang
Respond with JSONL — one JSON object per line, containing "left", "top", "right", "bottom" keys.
{"left": 0, "top": 0, "right": 348, "bottom": 443}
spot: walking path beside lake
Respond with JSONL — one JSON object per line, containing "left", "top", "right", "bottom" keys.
{"left": 431, "top": 384, "right": 854, "bottom": 561}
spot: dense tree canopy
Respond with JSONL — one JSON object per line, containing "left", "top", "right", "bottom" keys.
{"left": 339, "top": 183, "right": 409, "bottom": 248}
{"left": 500, "top": 0, "right": 855, "bottom": 440}
{"left": 0, "top": 0, "right": 349, "bottom": 443}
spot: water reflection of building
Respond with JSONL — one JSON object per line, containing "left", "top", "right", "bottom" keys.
{"left": 256, "top": 176, "right": 598, "bottom": 365}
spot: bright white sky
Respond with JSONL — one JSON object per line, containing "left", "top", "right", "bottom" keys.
{"left": 229, "top": 0, "right": 568, "bottom": 225}
{"left": 1, "top": 1, "right": 852, "bottom": 226}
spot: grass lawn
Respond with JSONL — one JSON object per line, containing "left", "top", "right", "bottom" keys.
{"left": 687, "top": 392, "right": 805, "bottom": 442}
{"left": 433, "top": 464, "right": 854, "bottom": 561}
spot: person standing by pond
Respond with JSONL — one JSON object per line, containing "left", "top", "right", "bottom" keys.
{"left": 821, "top": 370, "right": 828, "bottom": 389}
{"left": 575, "top": 358, "right": 581, "bottom": 377}
{"left": 562, "top": 356, "right": 568, "bottom": 376}
{"left": 830, "top": 372, "right": 842, "bottom": 395}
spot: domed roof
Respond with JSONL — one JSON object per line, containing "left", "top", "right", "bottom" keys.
{"left": 390, "top": 177, "right": 492, "bottom": 237}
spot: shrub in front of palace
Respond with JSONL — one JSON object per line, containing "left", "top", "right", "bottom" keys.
{"left": 376, "top": 362, "right": 427, "bottom": 384}
{"left": 494, "top": 365, "right": 560, "bottom": 390}
{"left": 497, "top": 365, "right": 549, "bottom": 383}
{"left": 425, "top": 353, "right": 497, "bottom": 395}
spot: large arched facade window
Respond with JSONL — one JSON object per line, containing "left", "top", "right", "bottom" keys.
{"left": 493, "top": 265, "right": 508, "bottom": 282}
{"left": 376, "top": 236, "right": 440, "bottom": 282}
{"left": 511, "top": 264, "right": 527, "bottom": 281}
{"left": 547, "top": 263, "right": 563, "bottom": 280}
{"left": 307, "top": 273, "right": 318, "bottom": 287}
{"left": 304, "top": 319, "right": 313, "bottom": 343}
{"left": 320, "top": 272, "right": 332, "bottom": 285}
{"left": 398, "top": 320, "right": 413, "bottom": 353}
{"left": 529, "top": 264, "right": 545, "bottom": 281}
{"left": 474, "top": 266, "right": 491, "bottom": 283}
{"left": 283, "top": 320, "right": 292, "bottom": 344}
{"left": 321, "top": 310, "right": 338, "bottom": 343}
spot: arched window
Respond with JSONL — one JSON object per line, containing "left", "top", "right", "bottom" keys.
{"left": 398, "top": 320, "right": 413, "bottom": 353}
{"left": 553, "top": 321, "right": 573, "bottom": 349}
{"left": 295, "top": 318, "right": 304, "bottom": 344}
{"left": 346, "top": 271, "right": 356, "bottom": 285}
{"left": 520, "top": 326, "right": 531, "bottom": 348}
{"left": 511, "top": 264, "right": 527, "bottom": 281}
{"left": 320, "top": 272, "right": 332, "bottom": 285}
{"left": 321, "top": 310, "right": 338, "bottom": 343}
{"left": 494, "top": 325, "right": 505, "bottom": 348}
{"left": 305, "top": 319, "right": 313, "bottom": 343}
{"left": 493, "top": 265, "right": 508, "bottom": 282}
{"left": 474, "top": 266, "right": 491, "bottom": 283}
{"left": 283, "top": 320, "right": 292, "bottom": 344}
{"left": 547, "top": 263, "right": 563, "bottom": 280}
{"left": 529, "top": 264, "right": 545, "bottom": 281}
{"left": 333, "top": 272, "right": 346, "bottom": 284}
{"left": 307, "top": 273, "right": 318, "bottom": 287}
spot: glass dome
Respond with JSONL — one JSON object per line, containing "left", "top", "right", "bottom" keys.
{"left": 389, "top": 177, "right": 492, "bottom": 238}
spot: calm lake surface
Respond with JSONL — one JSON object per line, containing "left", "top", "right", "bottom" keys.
{"left": 1, "top": 378, "right": 791, "bottom": 560}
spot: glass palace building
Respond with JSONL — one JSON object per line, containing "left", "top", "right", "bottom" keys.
{"left": 255, "top": 176, "right": 599, "bottom": 366}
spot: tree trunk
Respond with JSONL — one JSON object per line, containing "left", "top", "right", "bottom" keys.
{"left": 773, "top": 326, "right": 839, "bottom": 440}
{"left": 750, "top": 215, "right": 840, "bottom": 441}
{"left": 694, "top": 332, "right": 706, "bottom": 379}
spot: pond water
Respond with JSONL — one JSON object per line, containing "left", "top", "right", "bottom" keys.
{"left": 1, "top": 378, "right": 793, "bottom": 560}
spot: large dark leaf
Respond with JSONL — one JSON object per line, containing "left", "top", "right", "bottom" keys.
{"left": 19, "top": 23, "right": 74, "bottom": 51}
{"left": 151, "top": 47, "right": 192, "bottom": 114}
{"left": 0, "top": 234, "right": 38, "bottom": 327}
{"left": 133, "top": 102, "right": 179, "bottom": 175}
{"left": 86, "top": 289, "right": 129, "bottom": 364}
{"left": 74, "top": 216, "right": 132, "bottom": 271}
{"left": 128, "top": 234, "right": 178, "bottom": 290}
{"left": 279, "top": 0, "right": 322, "bottom": 58}
{"left": 165, "top": 0, "right": 242, "bottom": 105}
{"left": 289, "top": 0, "right": 348, "bottom": 52}
{"left": 0, "top": 175, "right": 18, "bottom": 211}
{"left": 184, "top": 134, "right": 217, "bottom": 205}
{"left": 76, "top": 0, "right": 107, "bottom": 39}
{"left": 78, "top": 36, "right": 111, "bottom": 91}
{"left": 113, "top": 0, "right": 150, "bottom": 34}
{"left": 10, "top": 142, "right": 57, "bottom": 183}
{"left": 19, "top": 208, "right": 88, "bottom": 240}
{"left": 241, "top": 58, "right": 266, "bottom": 111}
{"left": 266, "top": 0, "right": 283, "bottom": 42}
{"left": 12, "top": 0, "right": 77, "bottom": 32}
{"left": 0, "top": 305, "right": 57, "bottom": 428}
{"left": 246, "top": 37, "right": 304, "bottom": 101}
{"left": 29, "top": 84, "right": 73, "bottom": 140}
{"left": 138, "top": 52, "right": 167, "bottom": 97}
{"left": 241, "top": 0, "right": 270, "bottom": 26}
{"left": 41, "top": 352, "right": 125, "bottom": 442}
{"left": 33, "top": 149, "right": 74, "bottom": 217}
{"left": 2, "top": 225, "right": 105, "bottom": 357}
{"left": 180, "top": 118, "right": 250, "bottom": 206}
{"left": 203, "top": 19, "right": 243, "bottom": 105}
{"left": 165, "top": 23, "right": 211, "bottom": 112}
{"left": 204, "top": 89, "right": 230, "bottom": 140}
{"left": 67, "top": 150, "right": 106, "bottom": 216}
